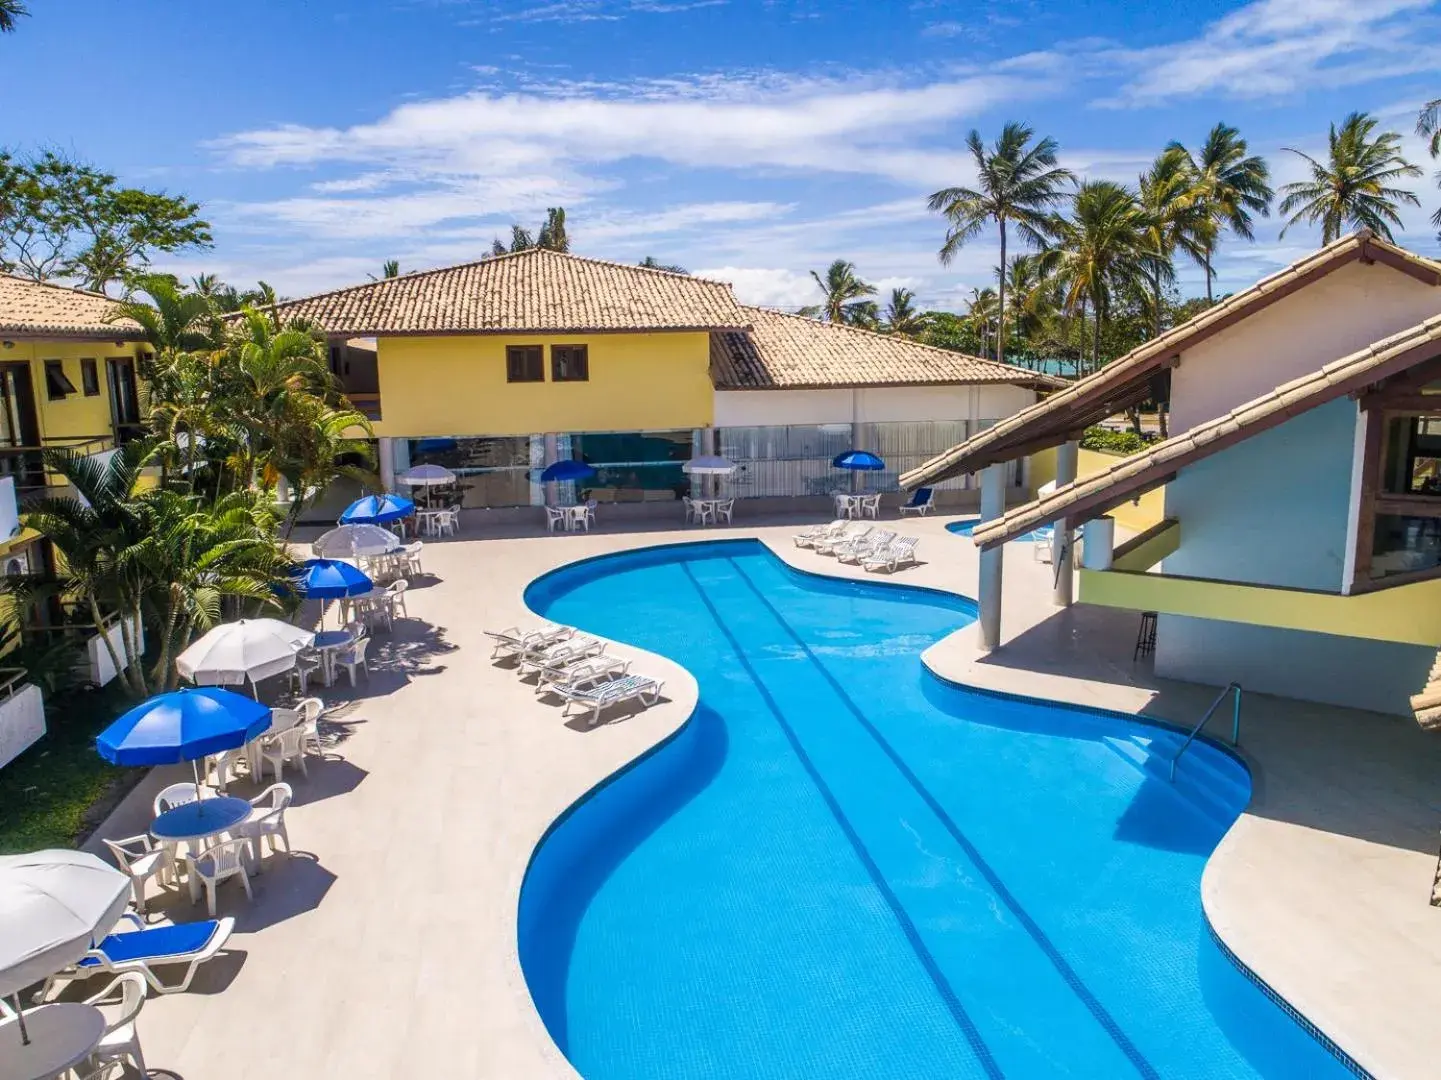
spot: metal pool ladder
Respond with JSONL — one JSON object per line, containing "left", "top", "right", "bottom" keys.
{"left": 1168, "top": 682, "right": 1242, "bottom": 782}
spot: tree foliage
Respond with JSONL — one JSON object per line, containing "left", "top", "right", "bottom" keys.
{"left": 0, "top": 151, "right": 212, "bottom": 291}
{"left": 1279, "top": 112, "right": 1422, "bottom": 243}
{"left": 801, "top": 259, "right": 877, "bottom": 325}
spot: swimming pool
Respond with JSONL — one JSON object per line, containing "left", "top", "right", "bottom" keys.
{"left": 519, "top": 540, "right": 1350, "bottom": 1079}
{"left": 947, "top": 518, "right": 1052, "bottom": 543}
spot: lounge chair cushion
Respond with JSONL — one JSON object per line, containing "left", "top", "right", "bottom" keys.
{"left": 81, "top": 921, "right": 222, "bottom": 966}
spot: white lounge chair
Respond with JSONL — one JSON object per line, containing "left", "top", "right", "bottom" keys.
{"left": 862, "top": 536, "right": 920, "bottom": 573}
{"left": 40, "top": 913, "right": 236, "bottom": 997}
{"left": 556, "top": 674, "right": 665, "bottom": 726}
{"left": 793, "top": 520, "right": 845, "bottom": 548}
{"left": 837, "top": 529, "right": 895, "bottom": 564}
{"left": 485, "top": 624, "right": 573, "bottom": 660}
{"left": 517, "top": 635, "right": 606, "bottom": 676}
{"left": 816, "top": 523, "right": 871, "bottom": 555}
{"left": 534, "top": 655, "right": 631, "bottom": 696}
{"left": 898, "top": 487, "right": 935, "bottom": 516}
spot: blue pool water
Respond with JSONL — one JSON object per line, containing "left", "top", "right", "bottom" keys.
{"left": 519, "top": 540, "right": 1349, "bottom": 1079}
{"left": 948, "top": 518, "right": 1052, "bottom": 543}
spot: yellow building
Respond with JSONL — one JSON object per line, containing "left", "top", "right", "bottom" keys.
{"left": 0, "top": 276, "right": 148, "bottom": 571}
{"left": 903, "top": 230, "right": 1441, "bottom": 717}
{"left": 264, "top": 248, "right": 1058, "bottom": 515}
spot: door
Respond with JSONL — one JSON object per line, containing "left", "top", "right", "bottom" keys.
{"left": 106, "top": 357, "right": 142, "bottom": 442}
{"left": 0, "top": 362, "right": 42, "bottom": 488}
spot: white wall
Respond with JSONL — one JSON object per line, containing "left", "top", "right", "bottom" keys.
{"left": 712, "top": 384, "right": 1036, "bottom": 428}
{"left": 1170, "top": 260, "right": 1441, "bottom": 433}
{"left": 1155, "top": 614, "right": 1433, "bottom": 716}
{"left": 1163, "top": 399, "right": 1358, "bottom": 590}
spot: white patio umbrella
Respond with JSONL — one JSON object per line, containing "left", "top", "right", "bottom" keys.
{"left": 0, "top": 850, "right": 130, "bottom": 1043}
{"left": 682, "top": 455, "right": 736, "bottom": 475}
{"left": 398, "top": 463, "right": 458, "bottom": 508}
{"left": 312, "top": 524, "right": 400, "bottom": 559}
{"left": 175, "top": 618, "right": 315, "bottom": 691}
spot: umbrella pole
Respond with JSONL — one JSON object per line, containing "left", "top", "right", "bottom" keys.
{"left": 192, "top": 758, "right": 205, "bottom": 805}
{"left": 11, "top": 993, "right": 28, "bottom": 1045}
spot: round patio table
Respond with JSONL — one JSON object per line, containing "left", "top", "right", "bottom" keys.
{"left": 0, "top": 1002, "right": 106, "bottom": 1080}
{"left": 150, "top": 795, "right": 252, "bottom": 845}
{"left": 313, "top": 628, "right": 355, "bottom": 686}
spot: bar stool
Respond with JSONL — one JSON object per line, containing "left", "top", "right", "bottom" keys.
{"left": 1134, "top": 611, "right": 1158, "bottom": 661}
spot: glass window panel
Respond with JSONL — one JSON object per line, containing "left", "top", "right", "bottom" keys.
{"left": 1371, "top": 513, "right": 1441, "bottom": 578}
{"left": 565, "top": 429, "right": 694, "bottom": 503}
{"left": 408, "top": 435, "right": 543, "bottom": 507}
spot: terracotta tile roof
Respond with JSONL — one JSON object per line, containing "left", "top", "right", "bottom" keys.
{"left": 710, "top": 306, "right": 1065, "bottom": 390}
{"left": 0, "top": 275, "right": 144, "bottom": 338}
{"left": 969, "top": 312, "right": 1441, "bottom": 548}
{"left": 901, "top": 230, "right": 1441, "bottom": 489}
{"left": 258, "top": 248, "right": 750, "bottom": 335}
{"left": 1410, "top": 653, "right": 1441, "bottom": 730}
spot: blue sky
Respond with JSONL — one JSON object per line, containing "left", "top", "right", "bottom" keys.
{"left": 5, "top": 0, "right": 1441, "bottom": 309}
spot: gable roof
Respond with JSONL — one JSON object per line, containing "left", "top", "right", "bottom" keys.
{"left": 0, "top": 275, "right": 145, "bottom": 339}
{"left": 257, "top": 248, "right": 750, "bottom": 336}
{"left": 710, "top": 306, "right": 1064, "bottom": 391}
{"left": 900, "top": 230, "right": 1441, "bottom": 490}
{"left": 968, "top": 312, "right": 1441, "bottom": 549}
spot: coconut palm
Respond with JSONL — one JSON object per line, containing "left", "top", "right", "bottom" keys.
{"left": 964, "top": 286, "right": 1000, "bottom": 359}
{"left": 1002, "top": 255, "right": 1060, "bottom": 359}
{"left": 538, "top": 207, "right": 569, "bottom": 252}
{"left": 804, "top": 260, "right": 876, "bottom": 324}
{"left": 1419, "top": 98, "right": 1441, "bottom": 158}
{"left": 1279, "top": 112, "right": 1422, "bottom": 243}
{"left": 1169, "top": 124, "right": 1272, "bottom": 301}
{"left": 371, "top": 259, "right": 401, "bottom": 280}
{"left": 1040, "top": 181, "right": 1153, "bottom": 377}
{"left": 928, "top": 123, "right": 1075, "bottom": 367}
{"left": 1138, "top": 147, "right": 1208, "bottom": 340}
{"left": 0, "top": 0, "right": 28, "bottom": 33}
{"left": 883, "top": 288, "right": 928, "bottom": 337}
{"left": 639, "top": 256, "right": 688, "bottom": 273}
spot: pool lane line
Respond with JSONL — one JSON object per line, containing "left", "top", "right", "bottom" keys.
{"left": 728, "top": 556, "right": 1162, "bottom": 1080}
{"left": 677, "top": 560, "right": 1006, "bottom": 1080}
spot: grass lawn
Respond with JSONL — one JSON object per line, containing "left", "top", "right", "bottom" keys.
{"left": 0, "top": 682, "right": 140, "bottom": 854}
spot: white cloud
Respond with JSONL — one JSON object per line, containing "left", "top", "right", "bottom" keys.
{"left": 693, "top": 265, "right": 818, "bottom": 309}
{"left": 1095, "top": 0, "right": 1441, "bottom": 107}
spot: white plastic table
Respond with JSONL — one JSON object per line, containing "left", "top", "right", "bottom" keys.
{"left": 150, "top": 795, "right": 252, "bottom": 846}
{"left": 312, "top": 628, "right": 355, "bottom": 686}
{"left": 0, "top": 1002, "right": 105, "bottom": 1080}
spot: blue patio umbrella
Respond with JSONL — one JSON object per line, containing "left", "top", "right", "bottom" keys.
{"left": 97, "top": 687, "right": 272, "bottom": 801}
{"left": 339, "top": 493, "right": 414, "bottom": 525}
{"left": 832, "top": 450, "right": 886, "bottom": 471}
{"left": 540, "top": 459, "right": 597, "bottom": 483}
{"left": 293, "top": 558, "right": 373, "bottom": 628}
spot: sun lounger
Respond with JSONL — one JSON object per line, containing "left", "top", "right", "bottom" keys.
{"left": 815, "top": 523, "right": 871, "bottom": 555}
{"left": 555, "top": 674, "right": 665, "bottom": 726}
{"left": 793, "top": 519, "right": 846, "bottom": 548}
{"left": 535, "top": 656, "right": 632, "bottom": 696}
{"left": 485, "top": 624, "right": 573, "bottom": 660}
{"left": 862, "top": 536, "right": 920, "bottom": 573}
{"left": 898, "top": 487, "right": 935, "bottom": 516}
{"left": 836, "top": 529, "right": 895, "bottom": 564}
{"left": 517, "top": 635, "right": 607, "bottom": 676}
{"left": 40, "top": 913, "right": 235, "bottom": 997}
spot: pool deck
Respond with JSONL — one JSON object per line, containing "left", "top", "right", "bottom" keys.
{"left": 81, "top": 512, "right": 1441, "bottom": 1079}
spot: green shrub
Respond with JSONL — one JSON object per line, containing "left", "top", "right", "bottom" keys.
{"left": 1081, "top": 427, "right": 1153, "bottom": 455}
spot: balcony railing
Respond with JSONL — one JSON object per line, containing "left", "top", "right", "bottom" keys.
{"left": 0, "top": 434, "right": 115, "bottom": 495}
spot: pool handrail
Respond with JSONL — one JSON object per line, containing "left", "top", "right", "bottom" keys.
{"left": 1169, "top": 682, "right": 1242, "bottom": 782}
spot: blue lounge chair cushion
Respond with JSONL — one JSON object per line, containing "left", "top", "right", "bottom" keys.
{"left": 905, "top": 487, "right": 933, "bottom": 506}
{"left": 80, "top": 921, "right": 222, "bottom": 966}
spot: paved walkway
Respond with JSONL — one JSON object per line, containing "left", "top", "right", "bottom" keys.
{"left": 82, "top": 512, "right": 1441, "bottom": 1079}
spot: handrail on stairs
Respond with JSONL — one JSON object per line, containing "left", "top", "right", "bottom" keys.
{"left": 1169, "top": 682, "right": 1242, "bottom": 782}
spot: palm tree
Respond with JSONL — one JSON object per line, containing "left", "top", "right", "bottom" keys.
{"left": 370, "top": 259, "right": 400, "bottom": 280}
{"left": 1169, "top": 124, "right": 1272, "bottom": 301}
{"left": 1002, "top": 255, "right": 1059, "bottom": 361}
{"left": 1138, "top": 147, "right": 1206, "bottom": 341}
{"left": 804, "top": 260, "right": 876, "bottom": 324}
{"left": 1419, "top": 98, "right": 1441, "bottom": 158}
{"left": 639, "top": 256, "right": 688, "bottom": 273}
{"left": 964, "top": 286, "right": 1000, "bottom": 359}
{"left": 1279, "top": 112, "right": 1422, "bottom": 243}
{"left": 0, "top": 0, "right": 28, "bottom": 33}
{"left": 883, "top": 288, "right": 928, "bottom": 337}
{"left": 928, "top": 122, "right": 1075, "bottom": 367}
{"left": 1040, "top": 181, "right": 1153, "bottom": 377}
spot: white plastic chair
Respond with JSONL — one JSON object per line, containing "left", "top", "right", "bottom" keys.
{"left": 336, "top": 635, "right": 371, "bottom": 686}
{"left": 80, "top": 972, "right": 147, "bottom": 1078}
{"left": 387, "top": 578, "right": 409, "bottom": 618}
{"left": 153, "top": 782, "right": 200, "bottom": 817}
{"left": 294, "top": 696, "right": 326, "bottom": 759}
{"left": 185, "top": 837, "right": 253, "bottom": 918}
{"left": 545, "top": 506, "right": 567, "bottom": 534}
{"left": 585, "top": 499, "right": 597, "bottom": 527}
{"left": 256, "top": 725, "right": 308, "bottom": 782}
{"left": 102, "top": 834, "right": 170, "bottom": 913}
{"left": 682, "top": 495, "right": 695, "bottom": 524}
{"left": 290, "top": 649, "right": 322, "bottom": 696}
{"left": 240, "top": 782, "right": 293, "bottom": 865}
{"left": 404, "top": 540, "right": 424, "bottom": 576}
{"left": 715, "top": 498, "right": 734, "bottom": 525}
{"left": 436, "top": 507, "right": 459, "bottom": 538}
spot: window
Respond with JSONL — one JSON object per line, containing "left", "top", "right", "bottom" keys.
{"left": 506, "top": 345, "right": 544, "bottom": 383}
{"left": 80, "top": 358, "right": 100, "bottom": 396}
{"left": 43, "top": 360, "right": 76, "bottom": 401}
{"left": 551, "top": 344, "right": 589, "bottom": 382}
